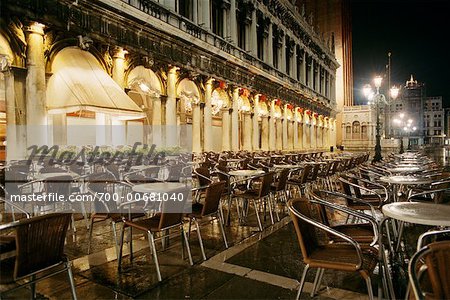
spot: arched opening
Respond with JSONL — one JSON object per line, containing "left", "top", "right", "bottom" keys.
{"left": 177, "top": 78, "right": 200, "bottom": 151}
{"left": 1, "top": 33, "right": 16, "bottom": 160}
{"left": 211, "top": 88, "right": 229, "bottom": 151}
{"left": 127, "top": 66, "right": 163, "bottom": 145}
{"left": 352, "top": 121, "right": 360, "bottom": 140}
{"left": 47, "top": 47, "right": 144, "bottom": 146}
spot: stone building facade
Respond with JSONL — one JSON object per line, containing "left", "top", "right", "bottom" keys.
{"left": 0, "top": 0, "right": 345, "bottom": 160}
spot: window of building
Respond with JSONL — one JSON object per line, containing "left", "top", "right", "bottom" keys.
{"left": 211, "top": 0, "right": 224, "bottom": 37}
{"left": 285, "top": 36, "right": 291, "bottom": 75}
{"left": 237, "top": 3, "right": 246, "bottom": 50}
{"left": 272, "top": 25, "right": 279, "bottom": 69}
{"left": 352, "top": 121, "right": 360, "bottom": 139}
{"left": 296, "top": 46, "right": 302, "bottom": 82}
{"left": 256, "top": 12, "right": 265, "bottom": 61}
{"left": 178, "top": 0, "right": 192, "bottom": 20}
{"left": 361, "top": 125, "right": 367, "bottom": 139}
{"left": 346, "top": 125, "right": 351, "bottom": 139}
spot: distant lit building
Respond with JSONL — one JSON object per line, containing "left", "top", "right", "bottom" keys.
{"left": 386, "top": 76, "right": 445, "bottom": 147}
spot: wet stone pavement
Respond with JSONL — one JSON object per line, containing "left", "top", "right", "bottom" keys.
{"left": 6, "top": 204, "right": 373, "bottom": 300}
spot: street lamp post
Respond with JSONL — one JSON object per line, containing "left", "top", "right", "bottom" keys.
{"left": 363, "top": 78, "right": 399, "bottom": 162}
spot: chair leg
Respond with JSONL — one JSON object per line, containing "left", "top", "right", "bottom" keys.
{"left": 266, "top": 196, "right": 274, "bottom": 225}
{"left": 360, "top": 270, "right": 374, "bottom": 300}
{"left": 148, "top": 232, "right": 162, "bottom": 282}
{"left": 31, "top": 275, "right": 36, "bottom": 299}
{"left": 66, "top": 261, "right": 78, "bottom": 300}
{"left": 252, "top": 200, "right": 263, "bottom": 231}
{"left": 181, "top": 226, "right": 194, "bottom": 265}
{"left": 87, "top": 217, "right": 95, "bottom": 254}
{"left": 194, "top": 218, "right": 207, "bottom": 261}
{"left": 311, "top": 268, "right": 325, "bottom": 297}
{"left": 217, "top": 212, "right": 229, "bottom": 248}
{"left": 117, "top": 224, "right": 125, "bottom": 271}
{"left": 111, "top": 221, "right": 119, "bottom": 260}
{"left": 296, "top": 264, "right": 310, "bottom": 300}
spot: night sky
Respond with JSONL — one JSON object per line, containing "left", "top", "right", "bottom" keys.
{"left": 351, "top": 0, "right": 450, "bottom": 107}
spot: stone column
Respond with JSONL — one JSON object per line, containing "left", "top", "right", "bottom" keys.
{"left": 309, "top": 59, "right": 314, "bottom": 89}
{"left": 315, "top": 64, "right": 320, "bottom": 93}
{"left": 112, "top": 47, "right": 126, "bottom": 89}
{"left": 269, "top": 105, "right": 276, "bottom": 151}
{"left": 230, "top": 0, "right": 237, "bottom": 44}
{"left": 301, "top": 50, "right": 307, "bottom": 85}
{"left": 198, "top": 0, "right": 210, "bottom": 29}
{"left": 221, "top": 108, "right": 231, "bottom": 151}
{"left": 52, "top": 114, "right": 67, "bottom": 146}
{"left": 293, "top": 119, "right": 298, "bottom": 149}
{"left": 261, "top": 116, "right": 269, "bottom": 151}
{"left": 298, "top": 121, "right": 304, "bottom": 150}
{"left": 223, "top": 6, "right": 228, "bottom": 38}
{"left": 242, "top": 112, "right": 252, "bottom": 151}
{"left": 192, "top": 103, "right": 201, "bottom": 153}
{"left": 280, "top": 33, "right": 286, "bottom": 73}
{"left": 282, "top": 114, "right": 288, "bottom": 149}
{"left": 152, "top": 95, "right": 162, "bottom": 146}
{"left": 288, "top": 120, "right": 294, "bottom": 149}
{"left": 276, "top": 118, "right": 282, "bottom": 150}
{"left": 166, "top": 67, "right": 178, "bottom": 147}
{"left": 231, "top": 88, "right": 239, "bottom": 151}
{"left": 25, "top": 22, "right": 48, "bottom": 147}
{"left": 5, "top": 68, "right": 27, "bottom": 160}
{"left": 96, "top": 113, "right": 112, "bottom": 145}
{"left": 304, "top": 121, "right": 309, "bottom": 149}
{"left": 193, "top": 0, "right": 198, "bottom": 24}
{"left": 203, "top": 79, "right": 213, "bottom": 151}
{"left": 250, "top": 8, "right": 257, "bottom": 55}
{"left": 311, "top": 122, "right": 317, "bottom": 149}
{"left": 266, "top": 22, "right": 273, "bottom": 66}
{"left": 292, "top": 44, "right": 298, "bottom": 80}
{"left": 252, "top": 99, "right": 260, "bottom": 151}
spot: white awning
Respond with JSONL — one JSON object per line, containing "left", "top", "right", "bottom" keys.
{"left": 47, "top": 47, "right": 145, "bottom": 120}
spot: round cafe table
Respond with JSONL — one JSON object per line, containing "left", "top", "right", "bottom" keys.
{"left": 390, "top": 166, "right": 422, "bottom": 174}
{"left": 132, "top": 182, "right": 186, "bottom": 194}
{"left": 273, "top": 164, "right": 301, "bottom": 169}
{"left": 228, "top": 169, "right": 264, "bottom": 177}
{"left": 130, "top": 165, "right": 159, "bottom": 171}
{"left": 379, "top": 175, "right": 434, "bottom": 202}
{"left": 382, "top": 202, "right": 450, "bottom": 227}
{"left": 34, "top": 172, "right": 76, "bottom": 180}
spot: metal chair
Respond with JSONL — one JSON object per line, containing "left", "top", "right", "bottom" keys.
{"left": 187, "top": 181, "right": 227, "bottom": 260}
{"left": 117, "top": 187, "right": 193, "bottom": 281}
{"left": 288, "top": 198, "right": 377, "bottom": 300}
{"left": 409, "top": 240, "right": 450, "bottom": 300}
{"left": 0, "top": 212, "right": 77, "bottom": 299}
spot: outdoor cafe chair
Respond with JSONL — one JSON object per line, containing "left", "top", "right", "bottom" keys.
{"left": 0, "top": 212, "right": 77, "bottom": 300}
{"left": 233, "top": 172, "right": 275, "bottom": 231}
{"left": 409, "top": 240, "right": 450, "bottom": 300}
{"left": 117, "top": 187, "right": 193, "bottom": 282}
{"left": 187, "top": 181, "right": 228, "bottom": 261}
{"left": 87, "top": 173, "right": 146, "bottom": 258}
{"left": 288, "top": 199, "right": 377, "bottom": 300}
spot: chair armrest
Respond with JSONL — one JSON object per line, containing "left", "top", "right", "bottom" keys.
{"left": 408, "top": 187, "right": 449, "bottom": 203}
{"left": 0, "top": 197, "right": 31, "bottom": 218}
{"left": 319, "top": 190, "right": 377, "bottom": 218}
